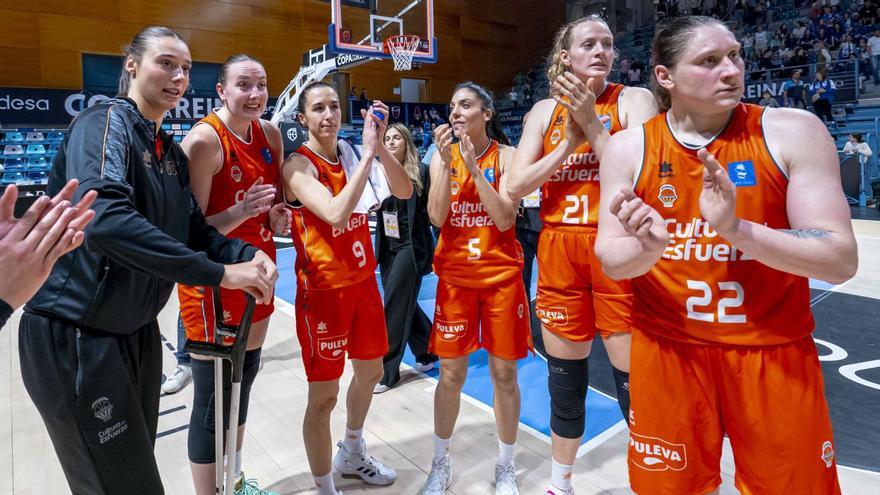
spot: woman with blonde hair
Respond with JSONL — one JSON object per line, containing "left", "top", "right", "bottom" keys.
{"left": 505, "top": 15, "right": 658, "bottom": 495}
{"left": 374, "top": 122, "right": 438, "bottom": 392}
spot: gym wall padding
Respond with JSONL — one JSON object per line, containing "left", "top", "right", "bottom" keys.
{"left": 0, "top": 1, "right": 565, "bottom": 102}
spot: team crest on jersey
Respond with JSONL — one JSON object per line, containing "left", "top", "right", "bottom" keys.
{"left": 317, "top": 336, "right": 347, "bottom": 360}
{"left": 435, "top": 319, "right": 468, "bottom": 342}
{"left": 261, "top": 147, "right": 273, "bottom": 164}
{"left": 658, "top": 184, "right": 678, "bottom": 208}
{"left": 450, "top": 167, "right": 459, "bottom": 178}
{"left": 450, "top": 181, "right": 460, "bottom": 196}
{"left": 483, "top": 168, "right": 496, "bottom": 183}
{"left": 230, "top": 165, "right": 243, "bottom": 183}
{"left": 599, "top": 114, "right": 612, "bottom": 130}
{"left": 822, "top": 441, "right": 835, "bottom": 468}
{"left": 554, "top": 114, "right": 565, "bottom": 126}
{"left": 727, "top": 160, "right": 756, "bottom": 186}
{"left": 629, "top": 433, "right": 687, "bottom": 472}
{"left": 658, "top": 161, "right": 674, "bottom": 179}
{"left": 549, "top": 129, "right": 562, "bottom": 146}
{"left": 535, "top": 305, "right": 568, "bottom": 327}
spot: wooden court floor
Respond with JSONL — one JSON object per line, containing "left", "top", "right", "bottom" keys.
{"left": 2, "top": 219, "right": 879, "bottom": 494}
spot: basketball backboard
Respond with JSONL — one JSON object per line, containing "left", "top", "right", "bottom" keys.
{"left": 328, "top": 0, "right": 438, "bottom": 65}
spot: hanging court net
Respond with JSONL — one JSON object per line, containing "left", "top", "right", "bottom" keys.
{"left": 383, "top": 34, "right": 421, "bottom": 71}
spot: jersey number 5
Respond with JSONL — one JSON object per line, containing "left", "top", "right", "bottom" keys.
{"left": 686, "top": 280, "right": 746, "bottom": 324}
{"left": 562, "top": 195, "right": 589, "bottom": 224}
{"left": 467, "top": 238, "right": 481, "bottom": 261}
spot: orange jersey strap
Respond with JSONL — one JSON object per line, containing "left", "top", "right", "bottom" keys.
{"left": 540, "top": 82, "right": 625, "bottom": 229}
{"left": 632, "top": 103, "right": 813, "bottom": 346}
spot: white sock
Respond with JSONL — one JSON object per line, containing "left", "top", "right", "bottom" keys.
{"left": 497, "top": 439, "right": 515, "bottom": 467}
{"left": 433, "top": 434, "right": 451, "bottom": 460}
{"left": 234, "top": 450, "right": 243, "bottom": 478}
{"left": 550, "top": 457, "right": 573, "bottom": 491}
{"left": 314, "top": 472, "right": 337, "bottom": 495}
{"left": 343, "top": 426, "right": 363, "bottom": 452}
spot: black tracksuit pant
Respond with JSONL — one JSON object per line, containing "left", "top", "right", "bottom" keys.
{"left": 19, "top": 313, "right": 164, "bottom": 495}
{"left": 380, "top": 247, "right": 435, "bottom": 387}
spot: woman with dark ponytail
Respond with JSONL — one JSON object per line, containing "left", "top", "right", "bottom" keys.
{"left": 19, "top": 27, "right": 276, "bottom": 494}
{"left": 420, "top": 82, "right": 528, "bottom": 494}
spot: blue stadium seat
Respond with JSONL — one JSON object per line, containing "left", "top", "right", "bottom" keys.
{"left": 25, "top": 144, "right": 46, "bottom": 156}
{"left": 27, "top": 157, "right": 50, "bottom": 169}
{"left": 3, "top": 145, "right": 24, "bottom": 157}
{"left": 25, "top": 131, "right": 45, "bottom": 142}
{"left": 26, "top": 171, "right": 48, "bottom": 184}
{"left": 2, "top": 158, "right": 25, "bottom": 171}
{"left": 45, "top": 131, "right": 65, "bottom": 142}
{"left": 3, "top": 131, "right": 24, "bottom": 144}
{"left": 1, "top": 172, "right": 27, "bottom": 185}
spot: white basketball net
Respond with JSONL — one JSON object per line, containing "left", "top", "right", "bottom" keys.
{"left": 384, "top": 35, "right": 421, "bottom": 71}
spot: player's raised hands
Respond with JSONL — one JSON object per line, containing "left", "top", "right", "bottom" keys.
{"left": 698, "top": 148, "right": 739, "bottom": 238}
{"left": 434, "top": 124, "right": 454, "bottom": 166}
{"left": 609, "top": 187, "right": 668, "bottom": 252}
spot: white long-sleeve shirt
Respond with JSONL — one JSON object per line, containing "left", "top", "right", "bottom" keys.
{"left": 843, "top": 141, "right": 873, "bottom": 157}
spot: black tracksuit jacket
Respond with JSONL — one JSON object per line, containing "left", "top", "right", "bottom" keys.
{"left": 26, "top": 97, "right": 257, "bottom": 333}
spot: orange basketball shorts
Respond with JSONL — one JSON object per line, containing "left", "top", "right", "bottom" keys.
{"left": 295, "top": 275, "right": 389, "bottom": 382}
{"left": 536, "top": 227, "right": 632, "bottom": 341}
{"left": 628, "top": 329, "right": 841, "bottom": 495}
{"left": 430, "top": 276, "right": 532, "bottom": 360}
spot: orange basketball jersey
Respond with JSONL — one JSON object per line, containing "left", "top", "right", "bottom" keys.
{"left": 433, "top": 140, "right": 523, "bottom": 288}
{"left": 198, "top": 112, "right": 279, "bottom": 243}
{"left": 287, "top": 144, "right": 375, "bottom": 290}
{"left": 632, "top": 103, "right": 813, "bottom": 346}
{"left": 541, "top": 82, "right": 625, "bottom": 229}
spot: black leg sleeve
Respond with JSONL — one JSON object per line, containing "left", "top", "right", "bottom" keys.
{"left": 18, "top": 314, "right": 165, "bottom": 495}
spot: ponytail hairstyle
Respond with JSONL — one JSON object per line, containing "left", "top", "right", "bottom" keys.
{"left": 546, "top": 15, "right": 613, "bottom": 96}
{"left": 651, "top": 16, "right": 728, "bottom": 112}
{"left": 385, "top": 122, "right": 424, "bottom": 195}
{"left": 118, "top": 26, "right": 186, "bottom": 97}
{"left": 453, "top": 82, "right": 511, "bottom": 146}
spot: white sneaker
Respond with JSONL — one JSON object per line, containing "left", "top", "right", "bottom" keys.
{"left": 418, "top": 456, "right": 452, "bottom": 494}
{"left": 494, "top": 463, "right": 518, "bottom": 495}
{"left": 332, "top": 440, "right": 397, "bottom": 486}
{"left": 414, "top": 361, "right": 435, "bottom": 372}
{"left": 373, "top": 383, "right": 390, "bottom": 394}
{"left": 162, "top": 364, "right": 192, "bottom": 394}
{"left": 546, "top": 485, "right": 574, "bottom": 495}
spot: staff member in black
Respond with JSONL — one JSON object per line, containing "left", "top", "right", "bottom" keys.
{"left": 375, "top": 123, "right": 438, "bottom": 393}
{"left": 18, "top": 27, "right": 276, "bottom": 495}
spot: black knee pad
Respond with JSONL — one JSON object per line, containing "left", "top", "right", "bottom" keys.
{"left": 187, "top": 348, "right": 262, "bottom": 464}
{"left": 612, "top": 366, "right": 631, "bottom": 426}
{"left": 547, "top": 355, "right": 589, "bottom": 439}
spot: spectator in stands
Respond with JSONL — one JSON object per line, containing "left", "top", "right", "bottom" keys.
{"left": 755, "top": 24, "right": 770, "bottom": 51}
{"left": 816, "top": 40, "right": 834, "bottom": 72}
{"left": 743, "top": 31, "right": 755, "bottom": 61}
{"left": 810, "top": 69, "right": 837, "bottom": 123}
{"left": 508, "top": 87, "right": 518, "bottom": 107}
{"left": 359, "top": 87, "right": 369, "bottom": 111}
{"left": 859, "top": 40, "right": 873, "bottom": 82}
{"left": 868, "top": 28, "right": 880, "bottom": 84}
{"left": 843, "top": 133, "right": 873, "bottom": 158}
{"left": 783, "top": 69, "right": 808, "bottom": 109}
{"left": 0, "top": 180, "right": 95, "bottom": 329}
{"left": 793, "top": 21, "right": 807, "bottom": 42}
{"left": 839, "top": 34, "right": 856, "bottom": 61}
{"left": 628, "top": 63, "right": 642, "bottom": 85}
{"left": 759, "top": 90, "right": 780, "bottom": 108}
{"left": 788, "top": 46, "right": 809, "bottom": 67}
